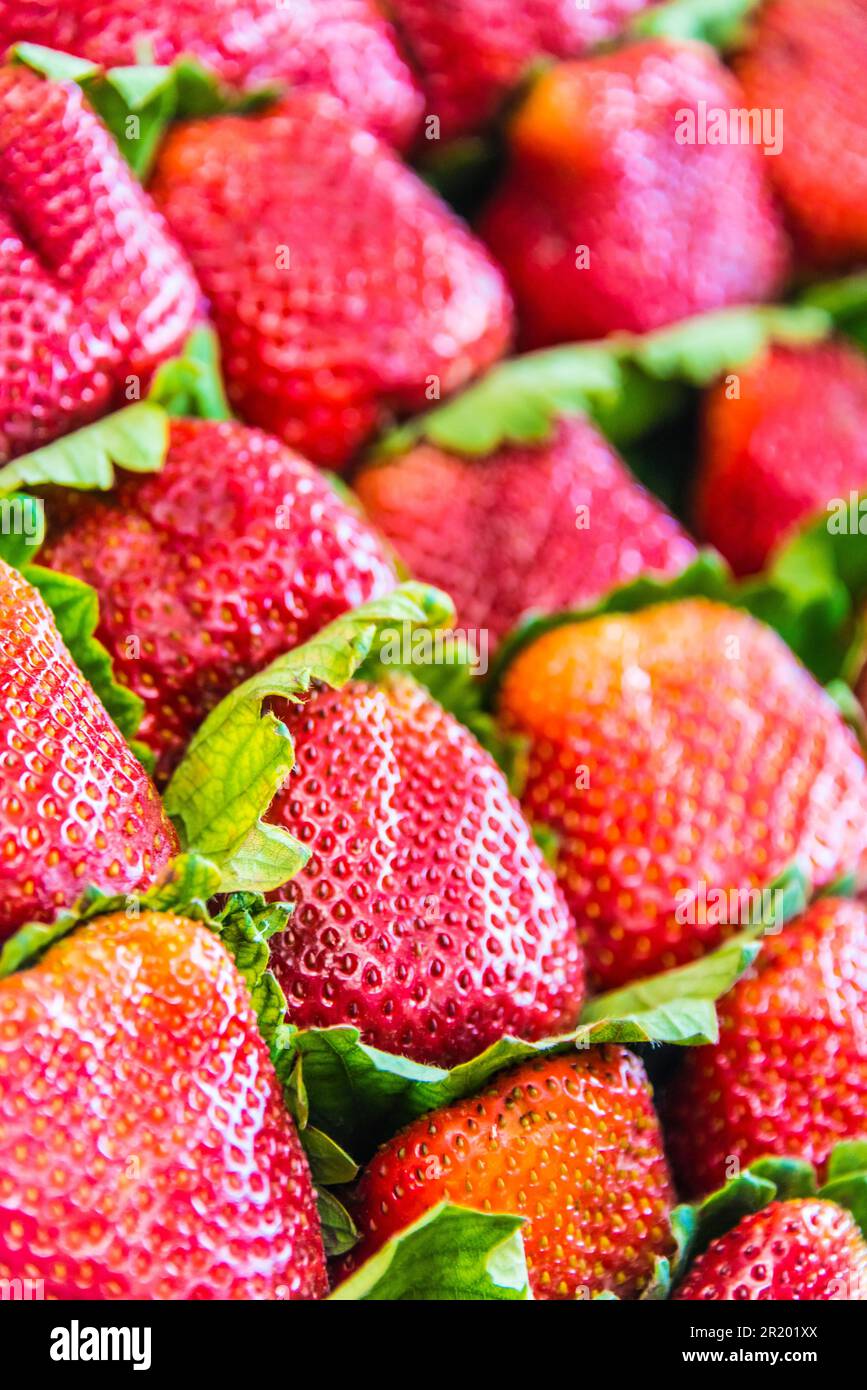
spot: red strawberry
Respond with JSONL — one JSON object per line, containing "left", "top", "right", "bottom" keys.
{"left": 39, "top": 418, "right": 398, "bottom": 780}
{"left": 0, "top": 63, "right": 197, "bottom": 461}
{"left": 694, "top": 341, "right": 867, "bottom": 576}
{"left": 0, "top": 0, "right": 423, "bottom": 149}
{"left": 0, "top": 909, "right": 327, "bottom": 1298}
{"left": 388, "top": 0, "right": 651, "bottom": 142}
{"left": 354, "top": 416, "right": 697, "bottom": 647}
{"left": 343, "top": 1047, "right": 675, "bottom": 1299}
{"left": 265, "top": 675, "right": 584, "bottom": 1066}
{"left": 674, "top": 1199, "right": 867, "bottom": 1300}
{"left": 149, "top": 94, "right": 513, "bottom": 467}
{"left": 0, "top": 558, "right": 177, "bottom": 942}
{"left": 478, "top": 42, "right": 789, "bottom": 347}
{"left": 497, "top": 600, "right": 867, "bottom": 990}
{"left": 665, "top": 897, "right": 867, "bottom": 1199}
{"left": 737, "top": 0, "right": 867, "bottom": 266}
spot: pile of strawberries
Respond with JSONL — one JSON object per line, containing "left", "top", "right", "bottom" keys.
{"left": 2, "top": 0, "right": 867, "bottom": 1305}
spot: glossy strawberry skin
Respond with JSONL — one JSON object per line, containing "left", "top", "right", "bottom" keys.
{"left": 694, "top": 342, "right": 867, "bottom": 575}
{"left": 0, "top": 911, "right": 327, "bottom": 1299}
{"left": 738, "top": 0, "right": 867, "bottom": 266}
{"left": 40, "top": 418, "right": 397, "bottom": 781}
{"left": 343, "top": 1047, "right": 674, "bottom": 1299}
{"left": 0, "top": 0, "right": 422, "bottom": 150}
{"left": 354, "top": 417, "right": 697, "bottom": 647}
{"left": 149, "top": 94, "right": 513, "bottom": 468}
{"left": 498, "top": 601, "right": 867, "bottom": 990}
{"left": 665, "top": 898, "right": 867, "bottom": 1199}
{"left": 389, "top": 0, "right": 650, "bottom": 142}
{"left": 0, "top": 560, "right": 177, "bottom": 942}
{"left": 0, "top": 64, "right": 197, "bottom": 461}
{"left": 478, "top": 42, "right": 790, "bottom": 347}
{"left": 675, "top": 1200, "right": 867, "bottom": 1301}
{"left": 266, "top": 676, "right": 584, "bottom": 1067}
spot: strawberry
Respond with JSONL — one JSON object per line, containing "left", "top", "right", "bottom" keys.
{"left": 497, "top": 600, "right": 867, "bottom": 990}
{"left": 478, "top": 42, "right": 790, "bottom": 347}
{"left": 0, "top": 908, "right": 327, "bottom": 1298}
{"left": 342, "top": 1047, "right": 675, "bottom": 1299}
{"left": 264, "top": 675, "right": 584, "bottom": 1066}
{"left": 149, "top": 93, "right": 513, "bottom": 467}
{"left": 388, "top": 0, "right": 651, "bottom": 142}
{"left": 737, "top": 0, "right": 867, "bottom": 267}
{"left": 39, "top": 417, "right": 398, "bottom": 780}
{"left": 694, "top": 339, "right": 867, "bottom": 576}
{"left": 0, "top": 558, "right": 177, "bottom": 942}
{"left": 0, "top": 63, "right": 197, "bottom": 461}
{"left": 354, "top": 416, "right": 697, "bottom": 647}
{"left": 664, "top": 897, "right": 867, "bottom": 1199}
{"left": 0, "top": 0, "right": 423, "bottom": 149}
{"left": 675, "top": 1199, "right": 867, "bottom": 1300}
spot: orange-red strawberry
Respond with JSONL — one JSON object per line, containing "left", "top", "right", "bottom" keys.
{"left": 0, "top": 0, "right": 423, "bottom": 149}
{"left": 737, "top": 0, "right": 867, "bottom": 266}
{"left": 665, "top": 897, "right": 867, "bottom": 1199}
{"left": 39, "top": 418, "right": 397, "bottom": 779}
{"left": 0, "top": 910, "right": 327, "bottom": 1298}
{"left": 674, "top": 1199, "right": 867, "bottom": 1300}
{"left": 149, "top": 94, "right": 513, "bottom": 467}
{"left": 389, "top": 0, "right": 650, "bottom": 142}
{"left": 265, "top": 675, "right": 584, "bottom": 1066}
{"left": 343, "top": 1047, "right": 675, "bottom": 1299}
{"left": 354, "top": 417, "right": 697, "bottom": 647}
{"left": 694, "top": 341, "right": 867, "bottom": 575}
{"left": 478, "top": 42, "right": 789, "bottom": 347}
{"left": 0, "top": 559, "right": 176, "bottom": 942}
{"left": 0, "top": 63, "right": 197, "bottom": 461}
{"left": 497, "top": 601, "right": 867, "bottom": 990}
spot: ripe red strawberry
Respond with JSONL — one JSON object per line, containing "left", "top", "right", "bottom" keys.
{"left": 39, "top": 418, "right": 398, "bottom": 780}
{"left": 674, "top": 1199, "right": 867, "bottom": 1300}
{"left": 694, "top": 341, "right": 867, "bottom": 575}
{"left": 0, "top": 909, "right": 327, "bottom": 1298}
{"left": 388, "top": 0, "right": 651, "bottom": 142}
{"left": 265, "top": 675, "right": 584, "bottom": 1066}
{"left": 0, "top": 63, "right": 197, "bottom": 461}
{"left": 149, "top": 94, "right": 513, "bottom": 467}
{"left": 0, "top": 559, "right": 177, "bottom": 942}
{"left": 737, "top": 0, "right": 867, "bottom": 266}
{"left": 343, "top": 1047, "right": 675, "bottom": 1299}
{"left": 478, "top": 42, "right": 790, "bottom": 347}
{"left": 0, "top": 1, "right": 422, "bottom": 150}
{"left": 497, "top": 600, "right": 867, "bottom": 990}
{"left": 665, "top": 897, "right": 867, "bottom": 1199}
{"left": 354, "top": 416, "right": 697, "bottom": 647}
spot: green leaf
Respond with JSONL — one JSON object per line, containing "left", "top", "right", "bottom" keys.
{"left": 0, "top": 402, "right": 169, "bottom": 498}
{"left": 373, "top": 305, "right": 830, "bottom": 460}
{"left": 825, "top": 1141, "right": 867, "bottom": 1182}
{"left": 208, "top": 893, "right": 292, "bottom": 1046}
{"left": 24, "top": 565, "right": 144, "bottom": 739}
{"left": 0, "top": 852, "right": 221, "bottom": 979}
{"left": 317, "top": 1190, "right": 360, "bottom": 1260}
{"left": 328, "top": 1204, "right": 531, "bottom": 1302}
{"left": 11, "top": 42, "right": 101, "bottom": 84}
{"left": 800, "top": 272, "right": 867, "bottom": 353}
{"left": 0, "top": 494, "right": 46, "bottom": 564}
{"left": 301, "top": 1127, "right": 359, "bottom": 1187}
{"left": 629, "top": 0, "right": 762, "bottom": 49}
{"left": 818, "top": 1142, "right": 867, "bottom": 1240}
{"left": 148, "top": 327, "right": 232, "bottom": 421}
{"left": 164, "top": 584, "right": 454, "bottom": 895}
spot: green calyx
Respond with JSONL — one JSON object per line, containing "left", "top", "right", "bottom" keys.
{"left": 11, "top": 43, "right": 281, "bottom": 178}
{"left": 372, "top": 304, "right": 829, "bottom": 461}
{"left": 627, "top": 0, "right": 762, "bottom": 48}
{"left": 273, "top": 930, "right": 760, "bottom": 1162}
{"left": 661, "top": 1142, "right": 867, "bottom": 1297}
{"left": 163, "top": 584, "right": 455, "bottom": 896}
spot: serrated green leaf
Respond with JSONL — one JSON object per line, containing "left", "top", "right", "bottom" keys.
{"left": 329, "top": 1204, "right": 530, "bottom": 1301}
{"left": 626, "top": 305, "right": 830, "bottom": 387}
{"left": 317, "top": 1189, "right": 360, "bottom": 1260}
{"left": 582, "top": 929, "right": 762, "bottom": 1025}
{"left": 24, "top": 565, "right": 144, "bottom": 739}
{"left": 148, "top": 327, "right": 232, "bottom": 421}
{"left": 629, "top": 0, "right": 762, "bottom": 48}
{"left": 0, "top": 402, "right": 168, "bottom": 497}
{"left": 164, "top": 585, "right": 454, "bottom": 895}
